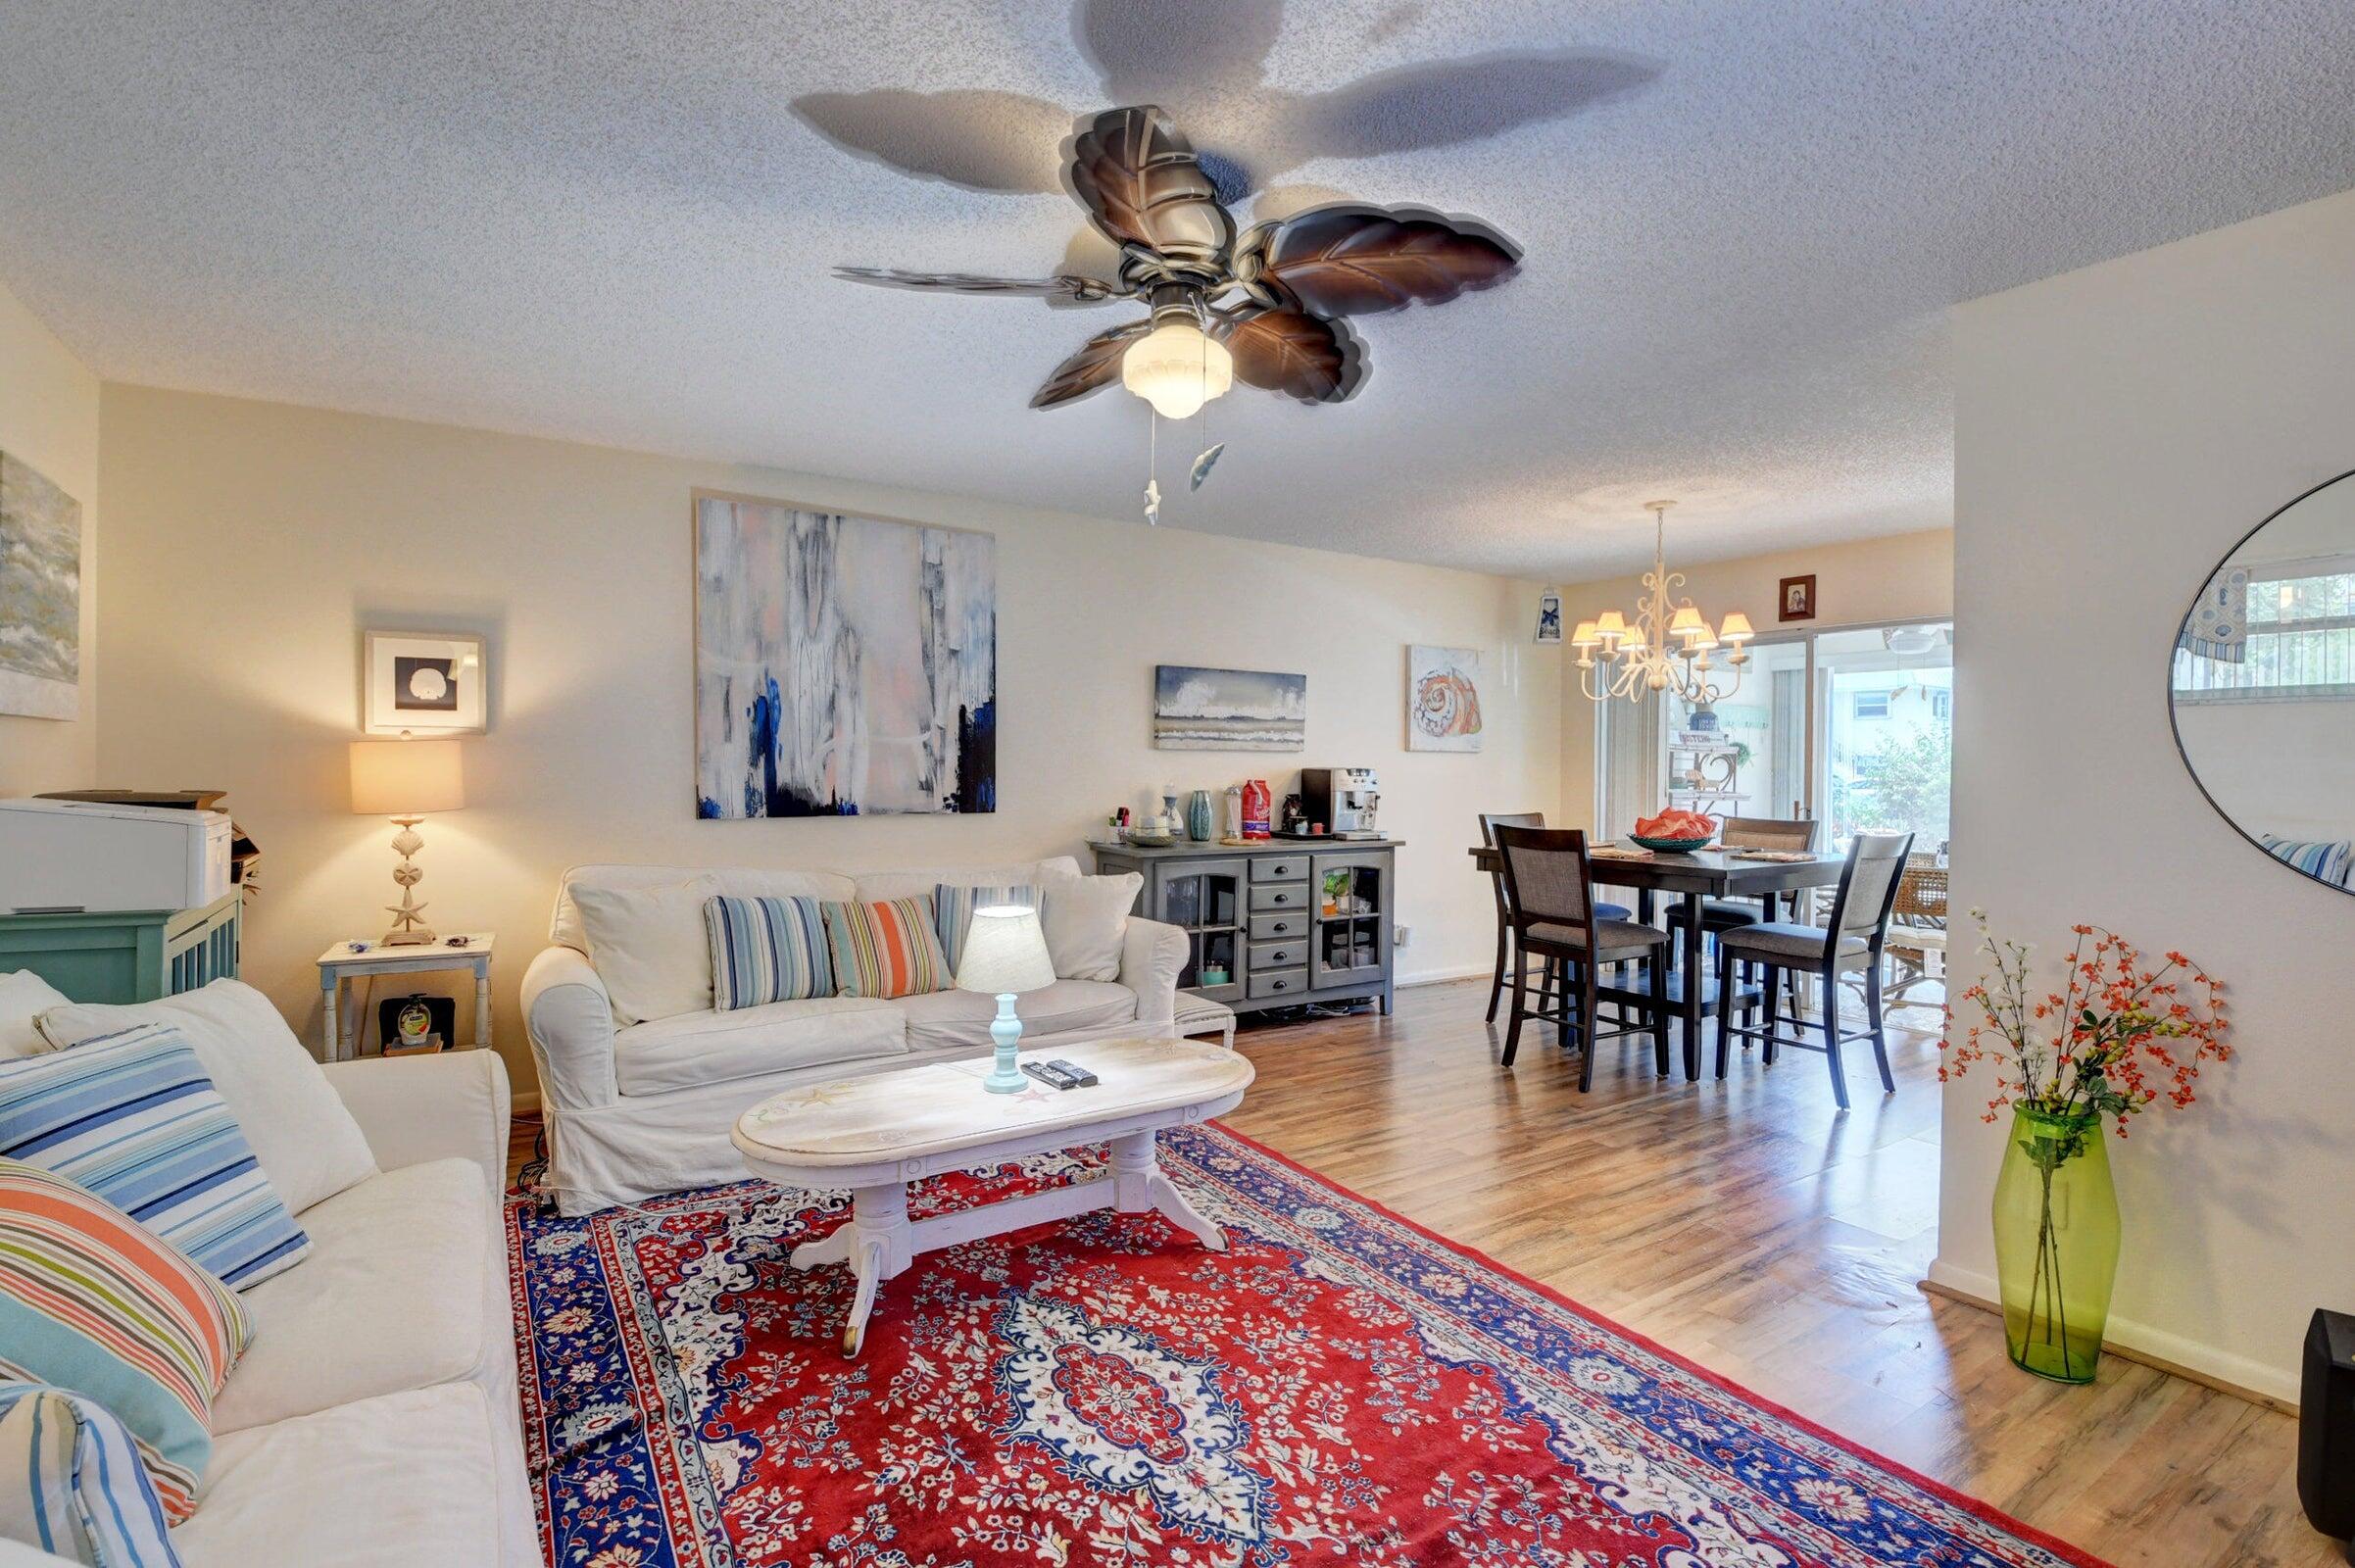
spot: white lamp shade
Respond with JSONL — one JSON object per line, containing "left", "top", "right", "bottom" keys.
{"left": 955, "top": 906, "right": 1056, "bottom": 994}
{"left": 350, "top": 739, "right": 465, "bottom": 816}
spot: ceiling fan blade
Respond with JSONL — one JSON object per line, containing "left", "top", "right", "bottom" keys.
{"left": 835, "top": 266, "right": 1123, "bottom": 302}
{"left": 1031, "top": 319, "right": 1151, "bottom": 408}
{"left": 1238, "top": 205, "right": 1519, "bottom": 317}
{"left": 1215, "top": 308, "right": 1366, "bottom": 404}
{"left": 1066, "top": 106, "right": 1234, "bottom": 270}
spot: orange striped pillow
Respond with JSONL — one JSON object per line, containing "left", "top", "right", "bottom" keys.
{"left": 821, "top": 896, "right": 954, "bottom": 1000}
{"left": 0, "top": 1157, "right": 251, "bottom": 1522}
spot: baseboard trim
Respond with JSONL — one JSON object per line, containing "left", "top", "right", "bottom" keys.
{"left": 1397, "top": 964, "right": 1488, "bottom": 989}
{"left": 1921, "top": 1261, "right": 2297, "bottom": 1413}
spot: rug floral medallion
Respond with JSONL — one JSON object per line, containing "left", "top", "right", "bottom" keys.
{"left": 509, "top": 1125, "right": 2102, "bottom": 1568}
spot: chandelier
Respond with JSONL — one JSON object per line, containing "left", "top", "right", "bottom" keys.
{"left": 1573, "top": 500, "right": 1755, "bottom": 705}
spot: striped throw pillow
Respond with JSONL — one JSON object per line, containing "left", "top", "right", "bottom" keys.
{"left": 0, "top": 1381, "right": 181, "bottom": 1566}
{"left": 0, "top": 1159, "right": 250, "bottom": 1524}
{"left": 0, "top": 1022, "right": 309, "bottom": 1290}
{"left": 933, "top": 883, "right": 1042, "bottom": 975}
{"left": 2262, "top": 835, "right": 2355, "bottom": 888}
{"left": 706, "top": 895, "right": 835, "bottom": 1010}
{"left": 822, "top": 896, "right": 953, "bottom": 1000}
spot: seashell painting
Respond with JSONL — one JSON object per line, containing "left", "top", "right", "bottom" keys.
{"left": 1406, "top": 645, "right": 1484, "bottom": 753}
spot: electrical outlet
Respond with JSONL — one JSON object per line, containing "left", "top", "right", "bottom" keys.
{"left": 1394, "top": 923, "right": 1410, "bottom": 948}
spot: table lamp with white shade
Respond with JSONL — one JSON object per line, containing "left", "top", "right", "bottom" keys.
{"left": 349, "top": 738, "right": 464, "bottom": 946}
{"left": 955, "top": 904, "right": 1056, "bottom": 1093}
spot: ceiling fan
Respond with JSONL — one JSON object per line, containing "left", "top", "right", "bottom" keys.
{"left": 835, "top": 105, "right": 1522, "bottom": 421}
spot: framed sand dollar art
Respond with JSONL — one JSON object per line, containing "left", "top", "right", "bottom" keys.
{"left": 363, "top": 629, "right": 487, "bottom": 736}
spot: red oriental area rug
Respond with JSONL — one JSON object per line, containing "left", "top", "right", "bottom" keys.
{"left": 508, "top": 1124, "right": 2104, "bottom": 1568}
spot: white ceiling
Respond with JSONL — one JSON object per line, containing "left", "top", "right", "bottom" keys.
{"left": 4, "top": 1, "right": 2354, "bottom": 580}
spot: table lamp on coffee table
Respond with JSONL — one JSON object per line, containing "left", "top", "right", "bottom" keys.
{"left": 955, "top": 905, "right": 1057, "bottom": 1093}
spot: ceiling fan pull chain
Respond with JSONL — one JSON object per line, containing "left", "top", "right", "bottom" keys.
{"left": 1144, "top": 410, "right": 1162, "bottom": 526}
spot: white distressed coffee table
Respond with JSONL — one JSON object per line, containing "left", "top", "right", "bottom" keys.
{"left": 732, "top": 1035, "right": 1253, "bottom": 1356}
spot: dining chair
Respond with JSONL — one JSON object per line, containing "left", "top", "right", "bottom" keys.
{"left": 1493, "top": 826, "right": 1674, "bottom": 1090}
{"left": 1702, "top": 815, "right": 1821, "bottom": 1014}
{"left": 1478, "top": 811, "right": 1633, "bottom": 1024}
{"left": 1712, "top": 831, "right": 1915, "bottom": 1109}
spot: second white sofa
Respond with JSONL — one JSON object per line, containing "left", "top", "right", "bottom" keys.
{"left": 521, "top": 856, "right": 1187, "bottom": 1214}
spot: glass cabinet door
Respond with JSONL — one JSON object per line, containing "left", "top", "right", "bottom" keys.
{"left": 1162, "top": 859, "right": 1244, "bottom": 1002}
{"left": 1309, "top": 853, "right": 1390, "bottom": 988}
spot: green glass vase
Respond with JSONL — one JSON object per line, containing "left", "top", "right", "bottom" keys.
{"left": 1990, "top": 1104, "right": 2120, "bottom": 1384}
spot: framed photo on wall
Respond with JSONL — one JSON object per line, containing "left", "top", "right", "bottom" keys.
{"left": 363, "top": 630, "right": 487, "bottom": 735}
{"left": 1779, "top": 574, "right": 1818, "bottom": 621}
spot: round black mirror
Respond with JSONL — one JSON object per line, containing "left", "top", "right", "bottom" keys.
{"left": 2171, "top": 468, "right": 2355, "bottom": 894}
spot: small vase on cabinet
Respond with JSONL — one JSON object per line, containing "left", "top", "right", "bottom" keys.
{"left": 1186, "top": 789, "right": 1214, "bottom": 842}
{"left": 1990, "top": 1104, "right": 2119, "bottom": 1384}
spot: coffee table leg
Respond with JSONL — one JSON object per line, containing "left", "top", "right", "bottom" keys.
{"left": 842, "top": 1232, "right": 887, "bottom": 1357}
{"left": 1110, "top": 1131, "right": 1226, "bottom": 1251}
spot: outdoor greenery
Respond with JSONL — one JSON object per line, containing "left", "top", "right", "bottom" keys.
{"left": 1834, "top": 722, "right": 1952, "bottom": 839}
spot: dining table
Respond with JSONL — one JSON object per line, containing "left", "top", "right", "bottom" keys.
{"left": 1467, "top": 841, "right": 1848, "bottom": 1080}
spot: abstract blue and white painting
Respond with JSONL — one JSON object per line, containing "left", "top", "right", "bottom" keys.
{"left": 695, "top": 494, "right": 995, "bottom": 817}
{"left": 0, "top": 451, "right": 80, "bottom": 721}
{"left": 1153, "top": 665, "right": 1306, "bottom": 751}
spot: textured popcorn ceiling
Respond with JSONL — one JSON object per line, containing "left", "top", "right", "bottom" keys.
{"left": 4, "top": 1, "right": 2354, "bottom": 579}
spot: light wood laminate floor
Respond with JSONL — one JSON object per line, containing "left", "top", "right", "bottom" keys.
{"left": 510, "top": 976, "right": 2325, "bottom": 1566}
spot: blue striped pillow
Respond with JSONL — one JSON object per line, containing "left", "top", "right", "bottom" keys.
{"left": 705, "top": 895, "right": 835, "bottom": 1010}
{"left": 934, "top": 883, "right": 1042, "bottom": 975}
{"left": 2261, "top": 835, "right": 2355, "bottom": 888}
{"left": 0, "top": 1023, "right": 309, "bottom": 1289}
{"left": 0, "top": 1381, "right": 181, "bottom": 1566}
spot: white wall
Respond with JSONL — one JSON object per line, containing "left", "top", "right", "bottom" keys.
{"left": 94, "top": 386, "right": 1562, "bottom": 1100}
{"left": 0, "top": 278, "right": 98, "bottom": 795}
{"left": 1554, "top": 530, "right": 1954, "bottom": 829}
{"left": 1945, "top": 186, "right": 2355, "bottom": 1402}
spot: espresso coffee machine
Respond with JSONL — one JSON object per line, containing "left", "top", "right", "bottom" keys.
{"left": 1299, "top": 768, "right": 1381, "bottom": 839}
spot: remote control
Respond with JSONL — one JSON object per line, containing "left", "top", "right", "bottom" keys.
{"left": 1047, "top": 1058, "right": 1099, "bottom": 1088}
{"left": 1021, "top": 1061, "right": 1077, "bottom": 1091}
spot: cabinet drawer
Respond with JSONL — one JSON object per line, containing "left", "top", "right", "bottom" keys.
{"left": 1249, "top": 939, "right": 1304, "bottom": 970}
{"left": 1250, "top": 856, "right": 1308, "bottom": 884}
{"left": 1248, "top": 882, "right": 1306, "bottom": 912}
{"left": 1248, "top": 911, "right": 1304, "bottom": 941}
{"left": 1248, "top": 965, "right": 1306, "bottom": 1001}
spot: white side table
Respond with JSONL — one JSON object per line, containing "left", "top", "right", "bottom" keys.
{"left": 316, "top": 933, "right": 495, "bottom": 1062}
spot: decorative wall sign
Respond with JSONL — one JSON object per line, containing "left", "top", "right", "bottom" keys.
{"left": 1535, "top": 590, "right": 1563, "bottom": 644}
{"left": 695, "top": 492, "right": 996, "bottom": 817}
{"left": 363, "top": 630, "right": 486, "bottom": 735}
{"left": 1406, "top": 645, "right": 1484, "bottom": 752}
{"left": 0, "top": 450, "right": 81, "bottom": 720}
{"left": 1779, "top": 573, "right": 1818, "bottom": 621}
{"left": 1153, "top": 665, "right": 1305, "bottom": 752}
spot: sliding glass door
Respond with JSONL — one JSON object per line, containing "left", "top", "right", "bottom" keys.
{"left": 1595, "top": 619, "right": 1952, "bottom": 851}
{"left": 1816, "top": 624, "right": 1953, "bottom": 853}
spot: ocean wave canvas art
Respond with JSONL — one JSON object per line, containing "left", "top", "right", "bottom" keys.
{"left": 1153, "top": 664, "right": 1305, "bottom": 751}
{"left": 0, "top": 451, "right": 80, "bottom": 721}
{"left": 695, "top": 493, "right": 995, "bottom": 817}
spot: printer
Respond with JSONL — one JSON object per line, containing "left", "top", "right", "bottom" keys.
{"left": 0, "top": 799, "right": 235, "bottom": 913}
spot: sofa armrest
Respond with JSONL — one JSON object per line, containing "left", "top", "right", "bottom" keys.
{"left": 1119, "top": 917, "right": 1188, "bottom": 1025}
{"left": 320, "top": 1049, "right": 510, "bottom": 1199}
{"left": 522, "top": 945, "right": 619, "bottom": 1112}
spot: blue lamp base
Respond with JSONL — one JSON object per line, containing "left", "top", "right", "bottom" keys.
{"left": 982, "top": 993, "right": 1027, "bottom": 1093}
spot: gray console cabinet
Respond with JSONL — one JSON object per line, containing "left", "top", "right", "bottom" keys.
{"left": 1091, "top": 838, "right": 1398, "bottom": 1017}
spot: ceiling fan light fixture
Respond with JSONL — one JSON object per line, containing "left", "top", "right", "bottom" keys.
{"left": 1120, "top": 318, "right": 1233, "bottom": 420}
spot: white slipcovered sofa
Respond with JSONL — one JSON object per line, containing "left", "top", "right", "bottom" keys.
{"left": 4, "top": 975, "right": 537, "bottom": 1568}
{"left": 521, "top": 857, "right": 1187, "bottom": 1214}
